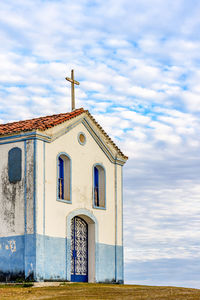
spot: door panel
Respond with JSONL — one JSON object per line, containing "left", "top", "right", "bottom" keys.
{"left": 71, "top": 217, "right": 88, "bottom": 282}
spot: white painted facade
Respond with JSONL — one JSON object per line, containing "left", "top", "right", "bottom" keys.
{"left": 0, "top": 110, "right": 127, "bottom": 282}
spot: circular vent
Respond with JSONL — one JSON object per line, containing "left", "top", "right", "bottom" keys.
{"left": 78, "top": 132, "right": 86, "bottom": 145}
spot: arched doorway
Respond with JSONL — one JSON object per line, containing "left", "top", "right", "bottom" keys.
{"left": 71, "top": 216, "right": 88, "bottom": 282}
{"left": 66, "top": 209, "right": 98, "bottom": 282}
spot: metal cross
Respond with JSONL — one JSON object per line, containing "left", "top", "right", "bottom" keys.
{"left": 65, "top": 69, "right": 80, "bottom": 111}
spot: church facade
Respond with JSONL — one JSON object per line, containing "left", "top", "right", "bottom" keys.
{"left": 0, "top": 108, "right": 128, "bottom": 282}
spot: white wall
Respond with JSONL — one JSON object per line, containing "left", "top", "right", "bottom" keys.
{"left": 36, "top": 121, "right": 123, "bottom": 246}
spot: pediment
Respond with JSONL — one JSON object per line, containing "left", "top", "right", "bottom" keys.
{"left": 43, "top": 111, "right": 128, "bottom": 166}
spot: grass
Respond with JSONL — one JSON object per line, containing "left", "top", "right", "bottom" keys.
{"left": 0, "top": 283, "right": 200, "bottom": 300}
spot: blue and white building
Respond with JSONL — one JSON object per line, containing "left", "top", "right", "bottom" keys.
{"left": 0, "top": 107, "right": 128, "bottom": 282}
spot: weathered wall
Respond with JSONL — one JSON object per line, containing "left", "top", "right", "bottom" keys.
{"left": 0, "top": 140, "right": 35, "bottom": 281}
{"left": 24, "top": 140, "right": 35, "bottom": 280}
{"left": 25, "top": 140, "right": 35, "bottom": 235}
{"left": 0, "top": 142, "right": 24, "bottom": 237}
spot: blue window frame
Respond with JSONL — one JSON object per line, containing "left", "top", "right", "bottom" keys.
{"left": 57, "top": 153, "right": 71, "bottom": 203}
{"left": 58, "top": 157, "right": 64, "bottom": 199}
{"left": 94, "top": 167, "right": 99, "bottom": 206}
{"left": 93, "top": 164, "right": 106, "bottom": 209}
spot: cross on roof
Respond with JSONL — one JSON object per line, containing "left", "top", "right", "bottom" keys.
{"left": 65, "top": 69, "right": 80, "bottom": 111}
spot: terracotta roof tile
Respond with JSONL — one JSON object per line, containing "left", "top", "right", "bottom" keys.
{"left": 0, "top": 108, "right": 85, "bottom": 136}
{"left": 0, "top": 107, "right": 128, "bottom": 160}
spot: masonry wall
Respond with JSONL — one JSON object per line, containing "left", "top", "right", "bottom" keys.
{"left": 0, "top": 140, "right": 35, "bottom": 281}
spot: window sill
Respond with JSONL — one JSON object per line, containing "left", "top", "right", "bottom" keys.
{"left": 93, "top": 205, "right": 106, "bottom": 210}
{"left": 57, "top": 198, "right": 72, "bottom": 204}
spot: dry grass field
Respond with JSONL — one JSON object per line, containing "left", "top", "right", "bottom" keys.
{"left": 0, "top": 282, "right": 200, "bottom": 300}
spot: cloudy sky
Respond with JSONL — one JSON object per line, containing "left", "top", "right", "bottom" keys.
{"left": 1, "top": 0, "right": 200, "bottom": 288}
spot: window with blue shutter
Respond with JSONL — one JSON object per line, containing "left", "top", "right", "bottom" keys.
{"left": 93, "top": 164, "right": 106, "bottom": 208}
{"left": 94, "top": 167, "right": 99, "bottom": 206}
{"left": 58, "top": 157, "right": 64, "bottom": 199}
{"left": 57, "top": 153, "right": 71, "bottom": 202}
{"left": 8, "top": 147, "right": 22, "bottom": 183}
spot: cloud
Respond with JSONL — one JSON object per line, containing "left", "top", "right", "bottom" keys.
{"left": 1, "top": 0, "right": 200, "bottom": 288}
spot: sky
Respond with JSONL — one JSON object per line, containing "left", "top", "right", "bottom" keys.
{"left": 1, "top": 0, "right": 200, "bottom": 288}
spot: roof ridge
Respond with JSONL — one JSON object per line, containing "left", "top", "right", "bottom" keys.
{"left": 85, "top": 110, "right": 128, "bottom": 160}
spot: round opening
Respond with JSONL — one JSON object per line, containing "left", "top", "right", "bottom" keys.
{"left": 78, "top": 133, "right": 86, "bottom": 145}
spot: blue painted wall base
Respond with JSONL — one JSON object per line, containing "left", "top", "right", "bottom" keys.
{"left": 0, "top": 235, "right": 25, "bottom": 281}
{"left": 96, "top": 243, "right": 123, "bottom": 283}
{"left": 0, "top": 234, "right": 123, "bottom": 283}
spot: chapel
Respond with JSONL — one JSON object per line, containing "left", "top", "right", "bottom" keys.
{"left": 0, "top": 71, "right": 128, "bottom": 283}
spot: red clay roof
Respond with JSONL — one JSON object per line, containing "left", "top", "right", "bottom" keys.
{"left": 0, "top": 108, "right": 85, "bottom": 136}
{"left": 0, "top": 107, "right": 128, "bottom": 160}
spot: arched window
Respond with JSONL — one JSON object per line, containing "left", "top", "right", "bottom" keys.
{"left": 93, "top": 164, "right": 106, "bottom": 208}
{"left": 57, "top": 153, "right": 71, "bottom": 202}
{"left": 8, "top": 147, "right": 22, "bottom": 183}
